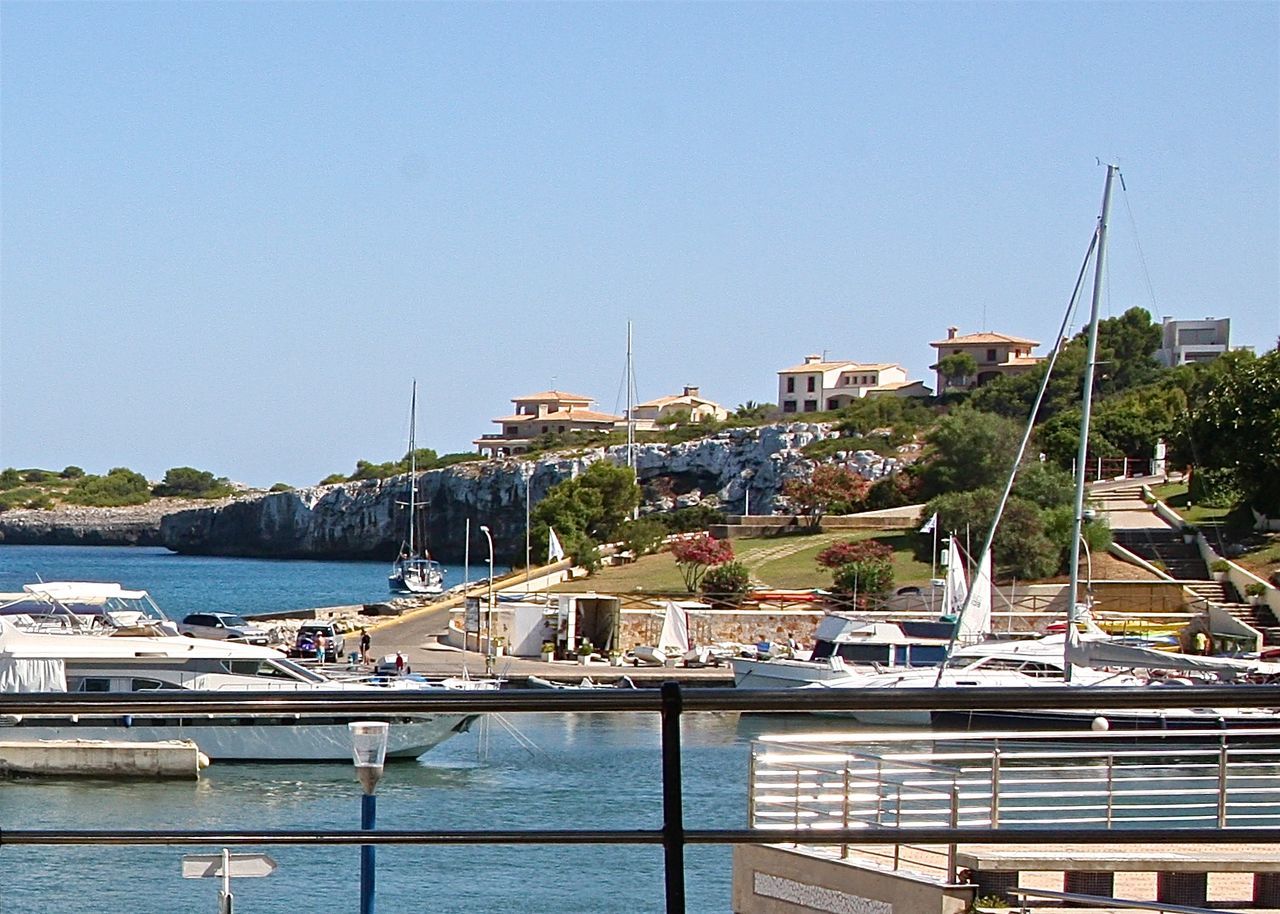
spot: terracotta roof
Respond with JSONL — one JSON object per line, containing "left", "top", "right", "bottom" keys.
{"left": 511, "top": 390, "right": 594, "bottom": 403}
{"left": 635, "top": 393, "right": 721, "bottom": 409}
{"left": 491, "top": 410, "right": 622, "bottom": 424}
{"left": 1001, "top": 355, "right": 1045, "bottom": 366}
{"left": 929, "top": 331, "right": 1040, "bottom": 347}
{"left": 778, "top": 360, "right": 901, "bottom": 374}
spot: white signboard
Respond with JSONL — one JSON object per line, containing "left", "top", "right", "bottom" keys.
{"left": 182, "top": 853, "right": 277, "bottom": 879}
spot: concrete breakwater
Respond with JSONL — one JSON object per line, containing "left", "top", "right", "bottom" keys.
{"left": 1, "top": 423, "right": 857, "bottom": 562}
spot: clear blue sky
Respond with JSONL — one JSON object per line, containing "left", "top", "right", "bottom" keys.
{"left": 2, "top": 2, "right": 1276, "bottom": 487}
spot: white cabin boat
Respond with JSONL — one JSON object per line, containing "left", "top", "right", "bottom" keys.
{"left": 0, "top": 619, "right": 475, "bottom": 761}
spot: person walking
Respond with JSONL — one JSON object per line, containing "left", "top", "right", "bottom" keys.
{"left": 359, "top": 628, "right": 371, "bottom": 664}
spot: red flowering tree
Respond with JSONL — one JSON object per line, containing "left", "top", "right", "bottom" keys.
{"left": 815, "top": 538, "right": 894, "bottom": 569}
{"left": 783, "top": 464, "right": 869, "bottom": 528}
{"left": 670, "top": 533, "right": 735, "bottom": 592}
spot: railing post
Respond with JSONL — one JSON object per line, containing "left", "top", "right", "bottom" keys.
{"left": 1217, "top": 739, "right": 1229, "bottom": 828}
{"left": 1106, "top": 754, "right": 1115, "bottom": 828}
{"left": 747, "top": 747, "right": 757, "bottom": 829}
{"left": 990, "top": 747, "right": 1002, "bottom": 829}
{"left": 659, "top": 682, "right": 686, "bottom": 914}
{"left": 947, "top": 782, "right": 960, "bottom": 883}
{"left": 841, "top": 764, "right": 851, "bottom": 860}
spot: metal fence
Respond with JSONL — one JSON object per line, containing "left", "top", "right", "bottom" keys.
{"left": 3, "top": 684, "right": 1280, "bottom": 913}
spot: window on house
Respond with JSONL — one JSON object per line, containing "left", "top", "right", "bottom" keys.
{"left": 558, "top": 426, "right": 565, "bottom": 433}
{"left": 541, "top": 425, "right": 548, "bottom": 434}
{"left": 506, "top": 426, "right": 517, "bottom": 435}
{"left": 786, "top": 377, "right": 795, "bottom": 393}
{"left": 827, "top": 399, "right": 839, "bottom": 410}
{"left": 782, "top": 401, "right": 797, "bottom": 413}
{"left": 803, "top": 400, "right": 818, "bottom": 412}
{"left": 987, "top": 349, "right": 997, "bottom": 362}
{"left": 806, "top": 377, "right": 816, "bottom": 392}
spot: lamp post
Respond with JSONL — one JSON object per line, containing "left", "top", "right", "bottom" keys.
{"left": 350, "top": 721, "right": 389, "bottom": 914}
{"left": 480, "top": 524, "right": 495, "bottom": 677}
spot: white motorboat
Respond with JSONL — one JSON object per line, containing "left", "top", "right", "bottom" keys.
{"left": 389, "top": 380, "right": 446, "bottom": 596}
{"left": 0, "top": 581, "right": 180, "bottom": 636}
{"left": 0, "top": 618, "right": 475, "bottom": 761}
{"left": 800, "top": 632, "right": 1147, "bottom": 725}
{"left": 731, "top": 537, "right": 985, "bottom": 690}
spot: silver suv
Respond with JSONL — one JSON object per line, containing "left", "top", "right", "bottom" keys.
{"left": 294, "top": 621, "right": 346, "bottom": 662}
{"left": 179, "top": 612, "right": 274, "bottom": 646}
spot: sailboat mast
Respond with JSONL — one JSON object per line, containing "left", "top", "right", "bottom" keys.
{"left": 1066, "top": 164, "right": 1117, "bottom": 666}
{"left": 626, "top": 320, "right": 635, "bottom": 470}
{"left": 408, "top": 379, "right": 417, "bottom": 557}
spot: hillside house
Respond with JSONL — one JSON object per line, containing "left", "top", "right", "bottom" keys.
{"left": 777, "top": 356, "right": 931, "bottom": 414}
{"left": 929, "top": 328, "right": 1044, "bottom": 391}
{"left": 474, "top": 390, "right": 623, "bottom": 457}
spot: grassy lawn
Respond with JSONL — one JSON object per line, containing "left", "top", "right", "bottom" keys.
{"left": 552, "top": 527, "right": 934, "bottom": 594}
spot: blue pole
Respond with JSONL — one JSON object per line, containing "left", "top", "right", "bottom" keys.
{"left": 360, "top": 792, "right": 376, "bottom": 914}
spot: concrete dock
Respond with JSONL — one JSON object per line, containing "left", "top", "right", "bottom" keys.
{"left": 0, "top": 738, "right": 210, "bottom": 780}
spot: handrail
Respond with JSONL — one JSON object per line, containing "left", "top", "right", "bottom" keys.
{"left": 3, "top": 683, "right": 1278, "bottom": 715}
{"left": 3, "top": 685, "right": 1280, "bottom": 914}
{"left": 1006, "top": 885, "right": 1226, "bottom": 914}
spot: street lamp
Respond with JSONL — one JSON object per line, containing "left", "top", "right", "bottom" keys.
{"left": 479, "top": 525, "right": 495, "bottom": 676}
{"left": 350, "top": 721, "right": 389, "bottom": 914}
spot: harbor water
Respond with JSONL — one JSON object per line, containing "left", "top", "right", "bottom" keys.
{"left": 0, "top": 545, "right": 747, "bottom": 913}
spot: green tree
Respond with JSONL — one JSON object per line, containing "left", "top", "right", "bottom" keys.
{"left": 670, "top": 533, "right": 734, "bottom": 592}
{"left": 60, "top": 465, "right": 85, "bottom": 479}
{"left": 152, "top": 467, "right": 233, "bottom": 498}
{"left": 530, "top": 461, "right": 641, "bottom": 560}
{"left": 1184, "top": 348, "right": 1280, "bottom": 514}
{"left": 0, "top": 468, "right": 21, "bottom": 490}
{"left": 1093, "top": 306, "right": 1162, "bottom": 395}
{"left": 618, "top": 517, "right": 668, "bottom": 557}
{"left": 918, "top": 408, "right": 1024, "bottom": 498}
{"left": 783, "top": 464, "right": 869, "bottom": 528}
{"left": 937, "top": 352, "right": 978, "bottom": 390}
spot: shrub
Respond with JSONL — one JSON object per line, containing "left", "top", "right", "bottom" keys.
{"left": 319, "top": 473, "right": 347, "bottom": 486}
{"left": 1211, "top": 560, "right": 1230, "bottom": 573}
{"left": 0, "top": 468, "right": 20, "bottom": 490}
{"left": 0, "top": 487, "right": 47, "bottom": 511}
{"left": 830, "top": 558, "right": 895, "bottom": 603}
{"left": 1245, "top": 582, "right": 1267, "bottom": 599}
{"left": 64, "top": 468, "right": 151, "bottom": 507}
{"left": 269, "top": 483, "right": 294, "bottom": 493}
{"left": 816, "top": 539, "right": 893, "bottom": 570}
{"left": 60, "top": 465, "right": 85, "bottom": 479}
{"left": 656, "top": 505, "right": 727, "bottom": 534}
{"left": 152, "top": 467, "right": 233, "bottom": 499}
{"left": 864, "top": 472, "right": 920, "bottom": 510}
{"left": 618, "top": 517, "right": 667, "bottom": 557}
{"left": 702, "top": 561, "right": 751, "bottom": 605}
{"left": 1188, "top": 467, "right": 1242, "bottom": 508}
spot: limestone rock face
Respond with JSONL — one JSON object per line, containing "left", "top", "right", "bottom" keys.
{"left": 157, "top": 423, "right": 835, "bottom": 562}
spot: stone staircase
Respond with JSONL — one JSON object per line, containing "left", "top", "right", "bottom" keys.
{"left": 1112, "top": 528, "right": 1280, "bottom": 646}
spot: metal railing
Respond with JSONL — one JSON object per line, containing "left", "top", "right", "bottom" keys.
{"left": 749, "top": 729, "right": 1280, "bottom": 884}
{"left": 2, "top": 683, "right": 1279, "bottom": 913}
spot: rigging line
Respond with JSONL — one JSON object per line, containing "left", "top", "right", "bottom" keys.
{"left": 934, "top": 227, "right": 1101, "bottom": 684}
{"left": 1121, "top": 177, "right": 1161, "bottom": 315}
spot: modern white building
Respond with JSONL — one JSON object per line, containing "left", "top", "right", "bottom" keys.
{"left": 1155, "top": 317, "right": 1232, "bottom": 367}
{"left": 777, "top": 355, "right": 931, "bottom": 414}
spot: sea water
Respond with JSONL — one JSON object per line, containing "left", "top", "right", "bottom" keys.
{"left": 0, "top": 545, "right": 749, "bottom": 913}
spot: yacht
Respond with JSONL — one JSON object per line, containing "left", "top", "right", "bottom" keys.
{"left": 0, "top": 582, "right": 180, "bottom": 636}
{"left": 0, "top": 618, "right": 475, "bottom": 761}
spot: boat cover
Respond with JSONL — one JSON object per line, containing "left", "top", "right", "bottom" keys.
{"left": 0, "top": 655, "right": 67, "bottom": 692}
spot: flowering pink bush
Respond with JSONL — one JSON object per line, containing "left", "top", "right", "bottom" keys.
{"left": 670, "top": 533, "right": 735, "bottom": 592}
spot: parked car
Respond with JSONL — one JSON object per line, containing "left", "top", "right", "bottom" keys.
{"left": 293, "top": 621, "right": 346, "bottom": 663}
{"left": 179, "top": 612, "right": 274, "bottom": 646}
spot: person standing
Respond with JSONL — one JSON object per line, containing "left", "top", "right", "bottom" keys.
{"left": 394, "top": 652, "right": 405, "bottom": 675}
{"left": 359, "top": 628, "right": 371, "bottom": 664}
{"left": 316, "top": 633, "right": 328, "bottom": 664}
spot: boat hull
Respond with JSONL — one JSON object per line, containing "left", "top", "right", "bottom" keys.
{"left": 0, "top": 713, "right": 477, "bottom": 761}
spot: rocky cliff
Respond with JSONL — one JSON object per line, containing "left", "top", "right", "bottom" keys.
{"left": 159, "top": 424, "right": 838, "bottom": 562}
{"left": 0, "top": 500, "right": 233, "bottom": 548}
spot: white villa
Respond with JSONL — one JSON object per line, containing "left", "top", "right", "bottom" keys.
{"left": 777, "top": 356, "right": 931, "bottom": 414}
{"left": 631, "top": 386, "right": 728, "bottom": 430}
{"left": 474, "top": 390, "right": 623, "bottom": 457}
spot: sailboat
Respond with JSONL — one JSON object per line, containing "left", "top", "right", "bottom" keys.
{"left": 388, "top": 381, "right": 445, "bottom": 596}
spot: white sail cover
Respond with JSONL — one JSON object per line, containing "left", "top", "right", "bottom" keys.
{"left": 1064, "top": 630, "right": 1280, "bottom": 679}
{"left": 942, "top": 537, "right": 969, "bottom": 619}
{"left": 957, "top": 549, "right": 992, "bottom": 643}
{"left": 0, "top": 655, "right": 67, "bottom": 692}
{"left": 657, "top": 601, "right": 690, "bottom": 654}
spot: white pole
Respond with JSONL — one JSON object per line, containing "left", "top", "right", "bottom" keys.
{"left": 524, "top": 474, "right": 531, "bottom": 593}
{"left": 1067, "top": 163, "right": 1117, "bottom": 682}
